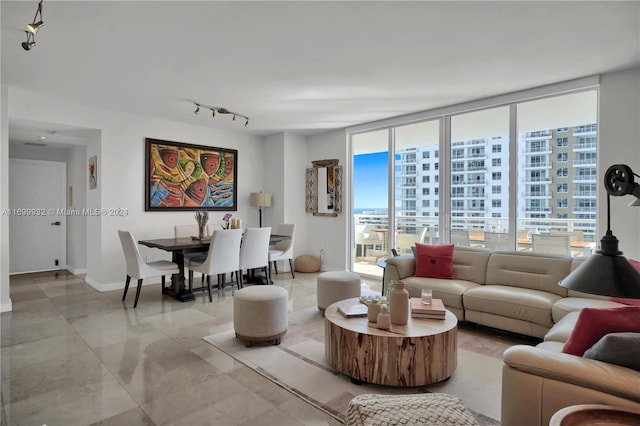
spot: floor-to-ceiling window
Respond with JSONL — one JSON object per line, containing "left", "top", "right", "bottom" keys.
{"left": 352, "top": 129, "right": 389, "bottom": 277}
{"left": 349, "top": 82, "right": 598, "bottom": 277}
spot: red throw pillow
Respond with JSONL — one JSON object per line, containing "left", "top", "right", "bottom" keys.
{"left": 610, "top": 259, "right": 640, "bottom": 306}
{"left": 562, "top": 306, "right": 640, "bottom": 356}
{"left": 414, "top": 243, "right": 454, "bottom": 279}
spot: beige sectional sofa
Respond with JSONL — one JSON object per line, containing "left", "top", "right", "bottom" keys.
{"left": 384, "top": 247, "right": 621, "bottom": 338}
{"left": 384, "top": 247, "right": 640, "bottom": 425}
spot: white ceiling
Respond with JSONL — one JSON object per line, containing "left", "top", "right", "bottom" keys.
{"left": 2, "top": 1, "right": 639, "bottom": 145}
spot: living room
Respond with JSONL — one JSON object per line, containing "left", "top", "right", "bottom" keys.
{"left": 1, "top": 1, "right": 640, "bottom": 425}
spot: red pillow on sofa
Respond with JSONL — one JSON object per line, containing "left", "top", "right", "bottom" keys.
{"left": 609, "top": 259, "right": 640, "bottom": 306}
{"left": 562, "top": 306, "right": 640, "bottom": 356}
{"left": 414, "top": 243, "right": 454, "bottom": 279}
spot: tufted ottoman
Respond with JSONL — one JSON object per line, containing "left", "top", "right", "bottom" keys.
{"left": 346, "top": 393, "right": 479, "bottom": 426}
{"left": 234, "top": 285, "right": 288, "bottom": 347}
{"left": 317, "top": 271, "right": 361, "bottom": 314}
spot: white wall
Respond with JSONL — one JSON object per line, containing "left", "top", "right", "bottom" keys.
{"left": 1, "top": 84, "right": 11, "bottom": 312}
{"left": 307, "top": 129, "right": 349, "bottom": 271}
{"left": 66, "top": 145, "right": 87, "bottom": 274}
{"left": 598, "top": 66, "right": 640, "bottom": 259}
{"left": 6, "top": 87, "right": 268, "bottom": 292}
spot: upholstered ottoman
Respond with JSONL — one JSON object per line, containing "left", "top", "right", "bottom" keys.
{"left": 346, "top": 393, "right": 479, "bottom": 426}
{"left": 233, "top": 285, "right": 288, "bottom": 347}
{"left": 317, "top": 271, "right": 361, "bottom": 314}
{"left": 294, "top": 255, "right": 321, "bottom": 273}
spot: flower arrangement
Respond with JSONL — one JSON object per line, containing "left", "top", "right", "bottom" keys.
{"left": 222, "top": 213, "right": 233, "bottom": 229}
{"left": 194, "top": 209, "right": 209, "bottom": 239}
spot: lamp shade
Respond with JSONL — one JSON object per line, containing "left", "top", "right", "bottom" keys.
{"left": 250, "top": 192, "right": 271, "bottom": 207}
{"left": 560, "top": 252, "right": 640, "bottom": 298}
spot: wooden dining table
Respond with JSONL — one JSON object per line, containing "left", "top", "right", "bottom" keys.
{"left": 139, "top": 233, "right": 289, "bottom": 302}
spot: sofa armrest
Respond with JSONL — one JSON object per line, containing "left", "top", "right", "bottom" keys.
{"left": 383, "top": 255, "right": 415, "bottom": 286}
{"left": 503, "top": 345, "right": 640, "bottom": 402}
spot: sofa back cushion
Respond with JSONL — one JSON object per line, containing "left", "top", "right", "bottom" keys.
{"left": 485, "top": 251, "right": 571, "bottom": 296}
{"left": 452, "top": 246, "right": 492, "bottom": 285}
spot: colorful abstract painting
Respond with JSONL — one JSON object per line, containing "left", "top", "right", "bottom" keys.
{"left": 145, "top": 138, "right": 237, "bottom": 211}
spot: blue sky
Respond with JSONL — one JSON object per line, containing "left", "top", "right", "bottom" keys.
{"left": 354, "top": 152, "right": 388, "bottom": 209}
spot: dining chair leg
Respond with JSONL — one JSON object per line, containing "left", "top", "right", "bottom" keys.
{"left": 133, "top": 278, "right": 144, "bottom": 308}
{"left": 235, "top": 271, "right": 241, "bottom": 290}
{"left": 122, "top": 275, "right": 131, "bottom": 301}
{"left": 264, "top": 266, "right": 271, "bottom": 285}
{"left": 238, "top": 270, "right": 244, "bottom": 289}
{"left": 273, "top": 261, "right": 279, "bottom": 275}
{"left": 161, "top": 276, "right": 166, "bottom": 291}
{"left": 207, "top": 275, "right": 213, "bottom": 302}
{"left": 188, "top": 270, "right": 194, "bottom": 292}
{"left": 288, "top": 259, "right": 295, "bottom": 278}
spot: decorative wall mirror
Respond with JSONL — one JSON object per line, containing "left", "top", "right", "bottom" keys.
{"left": 306, "top": 159, "right": 342, "bottom": 217}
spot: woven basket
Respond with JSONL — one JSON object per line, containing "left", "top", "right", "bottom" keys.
{"left": 294, "top": 255, "right": 321, "bottom": 273}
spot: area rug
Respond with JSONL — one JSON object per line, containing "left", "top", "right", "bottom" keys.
{"left": 203, "top": 307, "right": 536, "bottom": 425}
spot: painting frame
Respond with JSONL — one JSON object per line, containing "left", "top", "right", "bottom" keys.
{"left": 145, "top": 138, "right": 238, "bottom": 211}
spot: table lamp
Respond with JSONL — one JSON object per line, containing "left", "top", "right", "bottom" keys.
{"left": 559, "top": 164, "right": 640, "bottom": 298}
{"left": 250, "top": 192, "right": 271, "bottom": 227}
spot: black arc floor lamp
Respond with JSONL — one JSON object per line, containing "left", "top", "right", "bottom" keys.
{"left": 560, "top": 164, "right": 640, "bottom": 298}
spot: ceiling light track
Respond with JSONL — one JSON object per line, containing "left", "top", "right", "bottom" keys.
{"left": 22, "top": 0, "right": 44, "bottom": 51}
{"left": 193, "top": 102, "right": 250, "bottom": 127}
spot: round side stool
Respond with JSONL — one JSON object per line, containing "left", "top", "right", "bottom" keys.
{"left": 317, "top": 271, "right": 361, "bottom": 315}
{"left": 234, "top": 286, "right": 288, "bottom": 347}
{"left": 294, "top": 255, "right": 321, "bottom": 273}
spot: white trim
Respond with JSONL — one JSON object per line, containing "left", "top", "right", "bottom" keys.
{"left": 66, "top": 266, "right": 87, "bottom": 275}
{"left": 1, "top": 300, "right": 12, "bottom": 313}
{"left": 347, "top": 75, "right": 600, "bottom": 135}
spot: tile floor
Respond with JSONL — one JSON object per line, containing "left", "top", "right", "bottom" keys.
{"left": 2, "top": 270, "right": 363, "bottom": 426}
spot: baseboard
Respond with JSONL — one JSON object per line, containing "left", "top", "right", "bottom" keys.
{"left": 66, "top": 266, "right": 87, "bottom": 275}
{"left": 1, "top": 300, "right": 13, "bottom": 313}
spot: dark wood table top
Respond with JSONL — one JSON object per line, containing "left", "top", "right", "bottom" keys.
{"left": 139, "top": 233, "right": 290, "bottom": 251}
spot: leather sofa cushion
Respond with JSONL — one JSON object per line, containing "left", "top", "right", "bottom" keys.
{"left": 451, "top": 246, "right": 492, "bottom": 284}
{"left": 552, "top": 297, "right": 624, "bottom": 323}
{"left": 463, "top": 285, "right": 562, "bottom": 328}
{"left": 403, "top": 276, "right": 480, "bottom": 310}
{"left": 485, "top": 251, "right": 571, "bottom": 297}
{"left": 544, "top": 311, "right": 580, "bottom": 342}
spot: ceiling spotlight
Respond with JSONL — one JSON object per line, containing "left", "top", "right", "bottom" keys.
{"left": 212, "top": 109, "right": 216, "bottom": 117}
{"left": 27, "top": 20, "right": 44, "bottom": 34}
{"left": 232, "top": 115, "right": 236, "bottom": 122}
{"left": 194, "top": 105, "right": 200, "bottom": 114}
{"left": 27, "top": 1, "right": 44, "bottom": 33}
{"left": 21, "top": 32, "right": 36, "bottom": 50}
{"left": 244, "top": 119, "right": 249, "bottom": 127}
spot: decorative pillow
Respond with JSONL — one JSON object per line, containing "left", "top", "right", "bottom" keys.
{"left": 562, "top": 306, "right": 640, "bottom": 356}
{"left": 583, "top": 332, "right": 640, "bottom": 371}
{"left": 414, "top": 243, "right": 454, "bottom": 279}
{"left": 609, "top": 259, "right": 640, "bottom": 306}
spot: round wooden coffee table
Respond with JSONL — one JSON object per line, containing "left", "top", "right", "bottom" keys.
{"left": 324, "top": 298, "right": 458, "bottom": 387}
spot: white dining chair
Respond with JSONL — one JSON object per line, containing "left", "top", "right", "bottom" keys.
{"left": 269, "top": 223, "right": 296, "bottom": 279}
{"left": 239, "top": 227, "right": 272, "bottom": 287}
{"left": 188, "top": 229, "right": 242, "bottom": 301}
{"left": 450, "top": 229, "right": 470, "bottom": 247}
{"left": 118, "top": 230, "right": 180, "bottom": 308}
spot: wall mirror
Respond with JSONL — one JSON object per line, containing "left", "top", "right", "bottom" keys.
{"left": 306, "top": 159, "right": 342, "bottom": 217}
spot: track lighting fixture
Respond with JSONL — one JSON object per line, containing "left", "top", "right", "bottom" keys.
{"left": 22, "top": 31, "right": 36, "bottom": 51}
{"left": 22, "top": 0, "right": 44, "bottom": 50}
{"left": 192, "top": 102, "right": 250, "bottom": 127}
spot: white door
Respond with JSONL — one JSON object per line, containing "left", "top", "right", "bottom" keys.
{"left": 9, "top": 159, "right": 67, "bottom": 273}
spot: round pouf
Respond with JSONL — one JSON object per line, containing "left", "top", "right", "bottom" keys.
{"left": 317, "top": 271, "right": 362, "bottom": 314}
{"left": 234, "top": 286, "right": 288, "bottom": 347}
{"left": 294, "top": 255, "right": 321, "bottom": 273}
